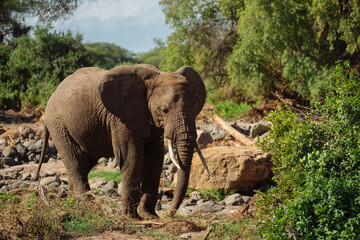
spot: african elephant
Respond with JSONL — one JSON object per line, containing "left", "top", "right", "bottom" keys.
{"left": 34, "top": 64, "right": 207, "bottom": 219}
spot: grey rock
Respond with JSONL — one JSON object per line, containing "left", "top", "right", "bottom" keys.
{"left": 197, "top": 200, "right": 224, "bottom": 213}
{"left": 224, "top": 193, "right": 244, "bottom": 206}
{"left": 1, "top": 157, "right": 17, "bottom": 166}
{"left": 0, "top": 185, "right": 9, "bottom": 192}
{"left": 35, "top": 154, "right": 41, "bottom": 162}
{"left": 178, "top": 206, "right": 197, "bottom": 215}
{"left": 16, "top": 144, "right": 27, "bottom": 158}
{"left": 12, "top": 181, "right": 23, "bottom": 189}
{"left": 250, "top": 121, "right": 270, "bottom": 138}
{"left": 182, "top": 198, "right": 198, "bottom": 207}
{"left": 28, "top": 153, "right": 36, "bottom": 162}
{"left": 0, "top": 139, "right": 6, "bottom": 145}
{"left": 190, "top": 191, "right": 202, "bottom": 200}
{"left": 211, "top": 131, "right": 227, "bottom": 141}
{"left": 23, "top": 139, "right": 36, "bottom": 148}
{"left": 89, "top": 177, "right": 107, "bottom": 189}
{"left": 242, "top": 195, "right": 252, "bottom": 203}
{"left": 101, "top": 180, "right": 118, "bottom": 194}
{"left": 161, "top": 195, "right": 168, "bottom": 201}
{"left": 98, "top": 157, "right": 108, "bottom": 165}
{"left": 2, "top": 146, "right": 17, "bottom": 157}
{"left": 21, "top": 173, "right": 31, "bottom": 181}
{"left": 19, "top": 182, "right": 30, "bottom": 188}
{"left": 40, "top": 176, "right": 61, "bottom": 186}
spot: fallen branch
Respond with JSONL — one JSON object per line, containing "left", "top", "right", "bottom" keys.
{"left": 213, "top": 114, "right": 254, "bottom": 147}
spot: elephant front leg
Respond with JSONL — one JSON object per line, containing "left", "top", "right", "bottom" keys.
{"left": 138, "top": 140, "right": 164, "bottom": 219}
{"left": 116, "top": 139, "right": 144, "bottom": 219}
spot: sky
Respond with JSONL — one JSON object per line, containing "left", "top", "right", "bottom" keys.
{"left": 53, "top": 0, "right": 173, "bottom": 53}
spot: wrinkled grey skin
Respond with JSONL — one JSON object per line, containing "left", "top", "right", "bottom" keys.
{"left": 36, "top": 64, "right": 206, "bottom": 219}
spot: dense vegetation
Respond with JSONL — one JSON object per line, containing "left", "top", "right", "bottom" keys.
{"left": 259, "top": 62, "right": 360, "bottom": 239}
{"left": 160, "top": 0, "right": 360, "bottom": 104}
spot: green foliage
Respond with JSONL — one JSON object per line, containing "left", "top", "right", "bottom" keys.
{"left": 259, "top": 62, "right": 360, "bottom": 239}
{"left": 214, "top": 100, "right": 251, "bottom": 119}
{"left": 0, "top": 25, "right": 92, "bottom": 109}
{"left": 0, "top": 0, "right": 79, "bottom": 42}
{"left": 161, "top": 0, "right": 360, "bottom": 103}
{"left": 85, "top": 42, "right": 135, "bottom": 69}
{"left": 136, "top": 38, "right": 166, "bottom": 67}
{"left": 88, "top": 170, "right": 122, "bottom": 183}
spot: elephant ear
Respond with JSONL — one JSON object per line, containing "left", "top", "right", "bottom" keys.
{"left": 98, "top": 65, "right": 158, "bottom": 137}
{"left": 176, "top": 67, "right": 206, "bottom": 115}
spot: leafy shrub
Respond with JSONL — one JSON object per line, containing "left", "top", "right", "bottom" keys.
{"left": 214, "top": 100, "right": 252, "bottom": 119}
{"left": 0, "top": 25, "right": 92, "bottom": 110}
{"left": 259, "top": 62, "right": 360, "bottom": 239}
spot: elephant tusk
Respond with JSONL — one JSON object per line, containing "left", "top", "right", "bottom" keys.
{"left": 167, "top": 139, "right": 181, "bottom": 170}
{"left": 195, "top": 142, "right": 210, "bottom": 175}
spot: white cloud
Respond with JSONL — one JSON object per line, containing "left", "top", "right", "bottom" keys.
{"left": 75, "top": 0, "right": 159, "bottom": 22}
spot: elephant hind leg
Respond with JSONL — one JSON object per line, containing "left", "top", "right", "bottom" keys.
{"left": 47, "top": 121, "right": 92, "bottom": 194}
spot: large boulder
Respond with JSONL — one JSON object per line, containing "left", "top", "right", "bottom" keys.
{"left": 188, "top": 146, "right": 272, "bottom": 192}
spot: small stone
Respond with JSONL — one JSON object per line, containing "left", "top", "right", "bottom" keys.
{"left": 107, "top": 158, "right": 119, "bottom": 169}
{"left": 0, "top": 185, "right": 9, "bottom": 192}
{"left": 242, "top": 195, "right": 252, "bottom": 203}
{"left": 89, "top": 177, "right": 107, "bottom": 189}
{"left": 224, "top": 193, "right": 244, "bottom": 206}
{"left": 28, "top": 153, "right": 36, "bottom": 162}
{"left": 48, "top": 157, "right": 57, "bottom": 163}
{"left": 250, "top": 121, "right": 270, "bottom": 139}
{"left": 23, "top": 139, "right": 36, "bottom": 148}
{"left": 211, "top": 131, "right": 227, "bottom": 141}
{"left": 161, "top": 195, "right": 168, "bottom": 201}
{"left": 2, "top": 146, "right": 17, "bottom": 157}
{"left": 12, "top": 181, "right": 22, "bottom": 189}
{"left": 16, "top": 144, "right": 27, "bottom": 158}
{"left": 21, "top": 173, "right": 31, "bottom": 181}
{"left": 190, "top": 191, "right": 202, "bottom": 200}
{"left": 101, "top": 180, "right": 118, "bottom": 194}
{"left": 197, "top": 200, "right": 224, "bottom": 213}
{"left": 98, "top": 157, "right": 108, "bottom": 165}
{"left": 40, "top": 176, "right": 61, "bottom": 186}
{"left": 19, "top": 182, "right": 30, "bottom": 188}
{"left": 1, "top": 157, "right": 17, "bottom": 166}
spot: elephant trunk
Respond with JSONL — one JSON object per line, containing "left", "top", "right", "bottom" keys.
{"left": 165, "top": 112, "right": 197, "bottom": 215}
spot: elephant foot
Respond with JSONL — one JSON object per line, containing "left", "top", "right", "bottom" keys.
{"left": 138, "top": 193, "right": 159, "bottom": 220}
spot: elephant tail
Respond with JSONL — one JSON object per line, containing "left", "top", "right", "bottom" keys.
{"left": 33, "top": 124, "right": 50, "bottom": 181}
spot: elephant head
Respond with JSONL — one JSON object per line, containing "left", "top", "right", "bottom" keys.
{"left": 98, "top": 64, "right": 207, "bottom": 215}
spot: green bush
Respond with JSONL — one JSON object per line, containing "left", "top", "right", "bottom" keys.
{"left": 214, "top": 100, "right": 252, "bottom": 119}
{"left": 0, "top": 26, "right": 92, "bottom": 110}
{"left": 259, "top": 62, "right": 360, "bottom": 239}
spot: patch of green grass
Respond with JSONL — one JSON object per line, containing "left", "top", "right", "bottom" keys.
{"left": 88, "top": 170, "right": 122, "bottom": 183}
{"left": 214, "top": 100, "right": 252, "bottom": 119}
{"left": 187, "top": 188, "right": 237, "bottom": 202}
{"left": 208, "top": 218, "right": 260, "bottom": 240}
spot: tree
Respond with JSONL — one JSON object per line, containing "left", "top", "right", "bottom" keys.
{"left": 0, "top": 0, "right": 79, "bottom": 42}
{"left": 136, "top": 38, "right": 166, "bottom": 67}
{"left": 85, "top": 42, "right": 135, "bottom": 70}
{"left": 0, "top": 26, "right": 92, "bottom": 109}
{"left": 160, "top": 0, "right": 244, "bottom": 99}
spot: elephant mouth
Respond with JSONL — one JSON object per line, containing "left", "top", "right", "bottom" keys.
{"left": 165, "top": 138, "right": 210, "bottom": 175}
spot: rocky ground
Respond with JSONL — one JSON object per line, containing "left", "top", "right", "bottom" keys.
{"left": 0, "top": 105, "right": 273, "bottom": 239}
